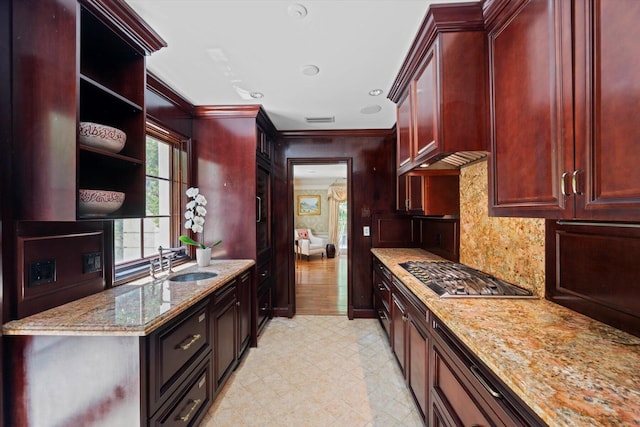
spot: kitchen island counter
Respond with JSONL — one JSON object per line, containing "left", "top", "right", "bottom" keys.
{"left": 372, "top": 247, "right": 640, "bottom": 426}
{"left": 2, "top": 259, "right": 255, "bottom": 337}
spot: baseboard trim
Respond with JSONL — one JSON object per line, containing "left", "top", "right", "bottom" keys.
{"left": 352, "top": 308, "right": 376, "bottom": 319}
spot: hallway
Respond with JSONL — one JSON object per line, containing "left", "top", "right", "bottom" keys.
{"left": 202, "top": 316, "right": 423, "bottom": 426}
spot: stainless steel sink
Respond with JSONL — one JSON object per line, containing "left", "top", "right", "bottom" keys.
{"left": 168, "top": 272, "right": 217, "bottom": 282}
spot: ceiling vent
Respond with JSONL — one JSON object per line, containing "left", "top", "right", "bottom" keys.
{"left": 305, "top": 116, "right": 335, "bottom": 124}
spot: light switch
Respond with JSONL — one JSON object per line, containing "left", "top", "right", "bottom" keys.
{"left": 363, "top": 226, "right": 370, "bottom": 237}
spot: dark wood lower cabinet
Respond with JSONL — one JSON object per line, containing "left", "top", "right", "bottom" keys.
{"left": 430, "top": 317, "right": 546, "bottom": 427}
{"left": 407, "top": 312, "right": 429, "bottom": 419}
{"left": 211, "top": 280, "right": 239, "bottom": 392}
{"left": 5, "top": 268, "right": 254, "bottom": 426}
{"left": 372, "top": 255, "right": 545, "bottom": 427}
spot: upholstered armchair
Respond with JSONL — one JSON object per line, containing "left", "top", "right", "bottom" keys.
{"left": 294, "top": 228, "right": 327, "bottom": 260}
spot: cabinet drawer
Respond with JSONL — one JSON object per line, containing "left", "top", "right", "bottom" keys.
{"left": 373, "top": 258, "right": 391, "bottom": 281}
{"left": 257, "top": 281, "right": 271, "bottom": 333}
{"left": 257, "top": 260, "right": 271, "bottom": 284}
{"left": 373, "top": 276, "right": 391, "bottom": 312}
{"left": 432, "top": 346, "right": 492, "bottom": 426}
{"left": 157, "top": 303, "right": 210, "bottom": 396}
{"left": 150, "top": 355, "right": 213, "bottom": 427}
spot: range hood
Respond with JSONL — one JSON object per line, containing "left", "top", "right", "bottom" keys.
{"left": 415, "top": 151, "right": 488, "bottom": 170}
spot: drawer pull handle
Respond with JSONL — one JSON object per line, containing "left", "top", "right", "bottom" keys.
{"left": 378, "top": 284, "right": 385, "bottom": 291}
{"left": 176, "top": 398, "right": 202, "bottom": 422}
{"left": 378, "top": 310, "right": 388, "bottom": 321}
{"left": 177, "top": 334, "right": 201, "bottom": 351}
{"left": 561, "top": 171, "right": 571, "bottom": 196}
{"left": 470, "top": 365, "right": 502, "bottom": 399}
{"left": 261, "top": 271, "right": 268, "bottom": 277}
{"left": 402, "top": 315, "right": 408, "bottom": 322}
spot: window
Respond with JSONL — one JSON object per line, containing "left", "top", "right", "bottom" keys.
{"left": 113, "top": 123, "right": 189, "bottom": 282}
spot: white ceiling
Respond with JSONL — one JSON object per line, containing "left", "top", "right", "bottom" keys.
{"left": 126, "top": 0, "right": 474, "bottom": 131}
{"left": 293, "top": 163, "right": 347, "bottom": 187}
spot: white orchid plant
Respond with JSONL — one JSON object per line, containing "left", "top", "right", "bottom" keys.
{"left": 179, "top": 187, "right": 222, "bottom": 250}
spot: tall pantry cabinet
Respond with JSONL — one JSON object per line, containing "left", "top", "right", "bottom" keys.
{"left": 192, "top": 106, "right": 276, "bottom": 344}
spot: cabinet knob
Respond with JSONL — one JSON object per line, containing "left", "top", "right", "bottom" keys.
{"left": 236, "top": 301, "right": 241, "bottom": 307}
{"left": 402, "top": 315, "right": 408, "bottom": 322}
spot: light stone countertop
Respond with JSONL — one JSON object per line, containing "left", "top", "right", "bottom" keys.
{"left": 2, "top": 259, "right": 255, "bottom": 337}
{"left": 371, "top": 248, "right": 640, "bottom": 427}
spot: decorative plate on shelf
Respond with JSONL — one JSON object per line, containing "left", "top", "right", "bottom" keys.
{"left": 79, "top": 122, "right": 126, "bottom": 153}
{"left": 79, "top": 189, "right": 125, "bottom": 217}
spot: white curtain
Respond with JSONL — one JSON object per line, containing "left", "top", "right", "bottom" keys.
{"left": 327, "top": 184, "right": 347, "bottom": 255}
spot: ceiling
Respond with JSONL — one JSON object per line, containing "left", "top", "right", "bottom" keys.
{"left": 125, "top": 0, "right": 474, "bottom": 131}
{"left": 293, "top": 163, "right": 347, "bottom": 188}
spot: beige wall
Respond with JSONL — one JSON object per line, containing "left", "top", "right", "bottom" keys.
{"left": 294, "top": 189, "right": 329, "bottom": 234}
{"left": 459, "top": 160, "right": 546, "bottom": 296}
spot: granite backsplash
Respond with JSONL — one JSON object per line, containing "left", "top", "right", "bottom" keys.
{"left": 459, "top": 160, "right": 546, "bottom": 296}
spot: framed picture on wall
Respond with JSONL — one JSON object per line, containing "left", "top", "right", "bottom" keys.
{"left": 297, "top": 195, "right": 321, "bottom": 215}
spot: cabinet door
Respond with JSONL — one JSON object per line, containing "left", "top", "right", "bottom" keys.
{"left": 397, "top": 173, "right": 408, "bottom": 211}
{"left": 407, "top": 315, "right": 428, "bottom": 420}
{"left": 573, "top": 0, "right": 640, "bottom": 220}
{"left": 408, "top": 175, "right": 425, "bottom": 213}
{"left": 488, "top": 0, "right": 573, "bottom": 217}
{"left": 414, "top": 45, "right": 438, "bottom": 164}
{"left": 12, "top": 0, "right": 77, "bottom": 220}
{"left": 397, "top": 88, "right": 413, "bottom": 171}
{"left": 237, "top": 271, "right": 252, "bottom": 357}
{"left": 391, "top": 294, "right": 407, "bottom": 374}
{"left": 213, "top": 293, "right": 237, "bottom": 390}
{"left": 256, "top": 164, "right": 271, "bottom": 257}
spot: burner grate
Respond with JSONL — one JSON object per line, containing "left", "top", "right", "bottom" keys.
{"left": 400, "top": 261, "right": 535, "bottom": 298}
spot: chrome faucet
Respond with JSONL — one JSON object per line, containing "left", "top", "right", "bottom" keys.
{"left": 150, "top": 245, "right": 186, "bottom": 279}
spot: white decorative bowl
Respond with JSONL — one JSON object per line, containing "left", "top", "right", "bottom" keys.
{"left": 79, "top": 122, "right": 126, "bottom": 153}
{"left": 79, "top": 189, "right": 125, "bottom": 217}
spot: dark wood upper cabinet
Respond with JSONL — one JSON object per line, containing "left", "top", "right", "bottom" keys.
{"left": 389, "top": 2, "right": 487, "bottom": 175}
{"left": 397, "top": 89, "right": 413, "bottom": 170}
{"left": 10, "top": 0, "right": 165, "bottom": 221}
{"left": 413, "top": 46, "right": 438, "bottom": 164}
{"left": 573, "top": 0, "right": 640, "bottom": 220}
{"left": 488, "top": 0, "right": 640, "bottom": 221}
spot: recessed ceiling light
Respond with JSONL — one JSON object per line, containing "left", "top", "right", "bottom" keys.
{"left": 361, "top": 105, "right": 382, "bottom": 115}
{"left": 250, "top": 91, "right": 264, "bottom": 99}
{"left": 369, "top": 89, "right": 383, "bottom": 96}
{"left": 288, "top": 3, "right": 308, "bottom": 19}
{"left": 301, "top": 64, "right": 320, "bottom": 76}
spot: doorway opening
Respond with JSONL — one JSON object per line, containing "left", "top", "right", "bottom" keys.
{"left": 291, "top": 161, "right": 350, "bottom": 316}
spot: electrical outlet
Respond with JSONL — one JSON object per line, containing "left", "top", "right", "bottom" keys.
{"left": 28, "top": 259, "right": 56, "bottom": 287}
{"left": 363, "top": 226, "right": 370, "bottom": 237}
{"left": 83, "top": 252, "right": 102, "bottom": 274}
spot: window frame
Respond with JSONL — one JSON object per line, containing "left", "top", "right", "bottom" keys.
{"left": 112, "top": 120, "right": 192, "bottom": 285}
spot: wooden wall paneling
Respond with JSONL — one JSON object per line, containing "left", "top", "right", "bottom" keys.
{"left": 371, "top": 214, "right": 420, "bottom": 248}
{"left": 419, "top": 218, "right": 459, "bottom": 262}
{"left": 274, "top": 130, "right": 396, "bottom": 318}
{"left": 0, "top": 0, "right": 8, "bottom": 422}
{"left": 545, "top": 220, "right": 640, "bottom": 338}
{"left": 14, "top": 221, "right": 107, "bottom": 320}
{"left": 192, "top": 110, "right": 259, "bottom": 260}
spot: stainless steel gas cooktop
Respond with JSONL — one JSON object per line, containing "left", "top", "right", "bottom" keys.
{"left": 400, "top": 261, "right": 535, "bottom": 298}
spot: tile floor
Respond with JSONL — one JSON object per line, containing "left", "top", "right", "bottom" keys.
{"left": 201, "top": 315, "right": 423, "bottom": 426}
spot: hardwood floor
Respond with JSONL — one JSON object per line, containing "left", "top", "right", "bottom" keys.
{"left": 295, "top": 253, "right": 347, "bottom": 315}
